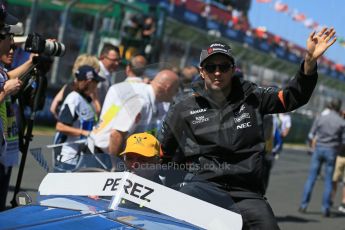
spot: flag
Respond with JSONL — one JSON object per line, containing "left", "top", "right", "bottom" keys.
{"left": 292, "top": 11, "right": 306, "bottom": 22}
{"left": 274, "top": 1, "right": 288, "bottom": 12}
{"left": 304, "top": 18, "right": 314, "bottom": 29}
{"left": 311, "top": 22, "right": 319, "bottom": 30}
{"left": 304, "top": 19, "right": 319, "bottom": 30}
{"left": 339, "top": 38, "right": 345, "bottom": 47}
{"left": 256, "top": 0, "right": 272, "bottom": 3}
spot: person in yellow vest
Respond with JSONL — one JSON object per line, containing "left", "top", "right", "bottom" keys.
{"left": 0, "top": 6, "right": 36, "bottom": 210}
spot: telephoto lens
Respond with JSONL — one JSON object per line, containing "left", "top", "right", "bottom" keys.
{"left": 24, "top": 33, "right": 65, "bottom": 57}
{"left": 44, "top": 40, "right": 65, "bottom": 57}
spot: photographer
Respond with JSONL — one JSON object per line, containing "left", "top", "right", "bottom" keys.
{"left": 0, "top": 4, "right": 28, "bottom": 211}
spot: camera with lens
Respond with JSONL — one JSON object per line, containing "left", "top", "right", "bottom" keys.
{"left": 24, "top": 33, "right": 65, "bottom": 57}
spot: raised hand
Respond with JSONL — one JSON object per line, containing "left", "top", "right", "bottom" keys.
{"left": 306, "top": 27, "right": 336, "bottom": 61}
{"left": 304, "top": 27, "right": 336, "bottom": 75}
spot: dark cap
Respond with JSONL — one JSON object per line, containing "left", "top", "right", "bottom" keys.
{"left": 75, "top": 65, "right": 104, "bottom": 82}
{"left": 0, "top": 2, "right": 20, "bottom": 39}
{"left": 200, "top": 41, "right": 235, "bottom": 66}
{"left": 329, "top": 98, "right": 342, "bottom": 112}
{"left": 0, "top": 2, "right": 19, "bottom": 26}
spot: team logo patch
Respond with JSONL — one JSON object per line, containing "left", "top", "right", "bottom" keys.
{"left": 192, "top": 115, "right": 210, "bottom": 125}
{"left": 236, "top": 122, "right": 251, "bottom": 130}
{"left": 86, "top": 71, "right": 94, "bottom": 80}
{"left": 133, "top": 136, "right": 145, "bottom": 146}
{"left": 234, "top": 113, "right": 250, "bottom": 123}
{"left": 239, "top": 104, "right": 245, "bottom": 113}
{"left": 234, "top": 104, "right": 251, "bottom": 123}
{"left": 190, "top": 108, "right": 207, "bottom": 115}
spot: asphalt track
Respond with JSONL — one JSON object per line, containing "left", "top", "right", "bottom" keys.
{"left": 3, "top": 135, "right": 345, "bottom": 230}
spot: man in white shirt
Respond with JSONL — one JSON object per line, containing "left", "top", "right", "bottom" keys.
{"left": 91, "top": 69, "right": 179, "bottom": 168}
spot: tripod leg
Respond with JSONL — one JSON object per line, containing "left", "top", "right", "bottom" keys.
{"left": 10, "top": 118, "right": 33, "bottom": 207}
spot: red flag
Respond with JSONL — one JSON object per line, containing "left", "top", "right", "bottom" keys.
{"left": 256, "top": 0, "right": 272, "bottom": 3}
{"left": 304, "top": 20, "right": 319, "bottom": 30}
{"left": 292, "top": 11, "right": 306, "bottom": 21}
{"left": 311, "top": 22, "right": 319, "bottom": 30}
{"left": 274, "top": 1, "right": 289, "bottom": 12}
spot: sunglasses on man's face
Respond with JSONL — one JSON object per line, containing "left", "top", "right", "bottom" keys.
{"left": 203, "top": 63, "right": 233, "bottom": 73}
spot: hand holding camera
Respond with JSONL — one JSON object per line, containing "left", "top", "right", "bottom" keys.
{"left": 4, "top": 78, "right": 22, "bottom": 96}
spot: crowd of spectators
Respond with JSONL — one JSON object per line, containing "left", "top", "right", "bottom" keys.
{"left": 166, "top": 0, "right": 344, "bottom": 76}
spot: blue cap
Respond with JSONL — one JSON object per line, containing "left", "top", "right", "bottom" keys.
{"left": 75, "top": 65, "right": 104, "bottom": 82}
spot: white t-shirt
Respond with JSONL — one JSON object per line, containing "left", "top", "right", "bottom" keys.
{"left": 57, "top": 91, "right": 97, "bottom": 165}
{"left": 91, "top": 82, "right": 163, "bottom": 151}
{"left": 124, "top": 76, "right": 144, "bottom": 83}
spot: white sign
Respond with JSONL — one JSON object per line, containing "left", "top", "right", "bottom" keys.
{"left": 39, "top": 172, "right": 242, "bottom": 230}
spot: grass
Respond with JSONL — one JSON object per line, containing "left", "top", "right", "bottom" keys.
{"left": 33, "top": 125, "right": 55, "bottom": 136}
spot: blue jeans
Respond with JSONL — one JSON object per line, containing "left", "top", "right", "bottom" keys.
{"left": 300, "top": 145, "right": 337, "bottom": 213}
